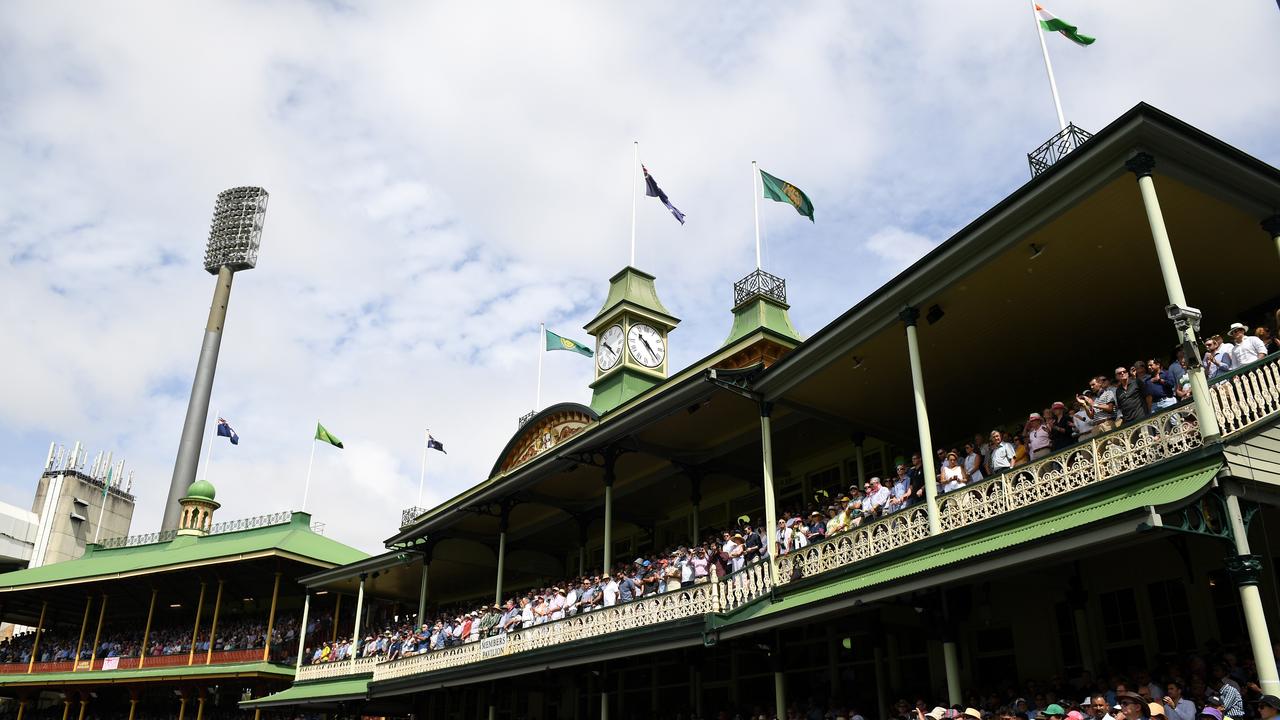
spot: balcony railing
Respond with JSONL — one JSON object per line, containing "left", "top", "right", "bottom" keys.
{"left": 0, "top": 648, "right": 265, "bottom": 675}
{"left": 296, "top": 655, "right": 380, "bottom": 682}
{"left": 99, "top": 511, "right": 293, "bottom": 549}
{"left": 365, "top": 358, "right": 1280, "bottom": 684}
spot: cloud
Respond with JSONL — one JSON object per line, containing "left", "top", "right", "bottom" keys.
{"left": 0, "top": 2, "right": 1276, "bottom": 553}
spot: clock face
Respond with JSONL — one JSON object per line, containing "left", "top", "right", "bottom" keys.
{"left": 627, "top": 323, "right": 666, "bottom": 368}
{"left": 597, "top": 325, "right": 624, "bottom": 371}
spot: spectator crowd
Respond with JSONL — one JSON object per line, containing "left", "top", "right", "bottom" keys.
{"left": 0, "top": 615, "right": 294, "bottom": 665}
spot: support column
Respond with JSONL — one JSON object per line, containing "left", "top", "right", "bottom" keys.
{"left": 495, "top": 510, "right": 509, "bottom": 605}
{"left": 205, "top": 579, "right": 224, "bottom": 664}
{"left": 874, "top": 645, "right": 889, "bottom": 720}
{"left": 417, "top": 545, "right": 432, "bottom": 623}
{"left": 25, "top": 600, "right": 47, "bottom": 673}
{"left": 177, "top": 694, "right": 187, "bottom": 720}
{"left": 600, "top": 662, "right": 610, "bottom": 720}
{"left": 61, "top": 698, "right": 71, "bottom": 720}
{"left": 72, "top": 595, "right": 92, "bottom": 672}
{"left": 138, "top": 588, "right": 158, "bottom": 668}
{"left": 332, "top": 593, "right": 342, "bottom": 642}
{"left": 262, "top": 571, "right": 282, "bottom": 662}
{"left": 603, "top": 455, "right": 616, "bottom": 574}
{"left": 350, "top": 573, "right": 367, "bottom": 668}
{"left": 1261, "top": 215, "right": 1280, "bottom": 264}
{"left": 188, "top": 581, "right": 207, "bottom": 666}
{"left": 901, "top": 307, "right": 942, "bottom": 535}
{"left": 760, "top": 402, "right": 781, "bottom": 584}
{"left": 1125, "top": 153, "right": 1221, "bottom": 442}
{"left": 852, "top": 432, "right": 867, "bottom": 487}
{"left": 127, "top": 690, "right": 139, "bottom": 720}
{"left": 942, "top": 640, "right": 962, "bottom": 706}
{"left": 16, "top": 699, "right": 27, "bottom": 720}
{"left": 196, "top": 690, "right": 206, "bottom": 720}
{"left": 1225, "top": 491, "right": 1280, "bottom": 694}
{"left": 89, "top": 594, "right": 108, "bottom": 669}
{"left": 76, "top": 698, "right": 88, "bottom": 720}
{"left": 295, "top": 592, "right": 311, "bottom": 671}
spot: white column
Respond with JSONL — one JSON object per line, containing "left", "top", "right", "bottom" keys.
{"left": 495, "top": 527, "right": 507, "bottom": 606}
{"left": 294, "top": 593, "right": 310, "bottom": 671}
{"left": 1125, "top": 153, "right": 1221, "bottom": 442}
{"left": 603, "top": 462, "right": 615, "bottom": 573}
{"left": 901, "top": 308, "right": 942, "bottom": 535}
{"left": 417, "top": 554, "right": 430, "bottom": 624}
{"left": 1225, "top": 492, "right": 1280, "bottom": 694}
{"left": 942, "top": 640, "right": 962, "bottom": 706}
{"left": 760, "top": 404, "right": 781, "bottom": 584}
{"left": 350, "top": 575, "right": 366, "bottom": 669}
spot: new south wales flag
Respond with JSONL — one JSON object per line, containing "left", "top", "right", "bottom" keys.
{"left": 545, "top": 329, "right": 594, "bottom": 358}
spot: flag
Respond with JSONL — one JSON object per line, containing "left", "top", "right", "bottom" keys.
{"left": 759, "top": 169, "right": 815, "bottom": 222}
{"left": 545, "top": 329, "right": 594, "bottom": 357}
{"left": 642, "top": 165, "right": 686, "bottom": 225}
{"left": 427, "top": 434, "right": 446, "bottom": 454}
{"left": 1035, "top": 4, "right": 1095, "bottom": 46}
{"left": 315, "top": 422, "right": 344, "bottom": 449}
{"left": 216, "top": 417, "right": 239, "bottom": 445}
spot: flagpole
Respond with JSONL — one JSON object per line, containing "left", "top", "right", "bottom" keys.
{"left": 536, "top": 323, "right": 545, "bottom": 412}
{"left": 751, "top": 161, "right": 762, "bottom": 269}
{"left": 202, "top": 409, "right": 218, "bottom": 483}
{"left": 417, "top": 429, "right": 428, "bottom": 508}
{"left": 630, "top": 141, "right": 638, "bottom": 267}
{"left": 302, "top": 422, "right": 317, "bottom": 512}
{"left": 1032, "top": 1, "right": 1068, "bottom": 131}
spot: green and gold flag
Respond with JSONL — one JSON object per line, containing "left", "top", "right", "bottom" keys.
{"left": 545, "top": 329, "right": 594, "bottom": 358}
{"left": 759, "top": 168, "right": 814, "bottom": 222}
{"left": 315, "top": 422, "right": 344, "bottom": 449}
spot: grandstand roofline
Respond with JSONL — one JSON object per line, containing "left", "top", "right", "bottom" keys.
{"left": 0, "top": 511, "right": 367, "bottom": 592}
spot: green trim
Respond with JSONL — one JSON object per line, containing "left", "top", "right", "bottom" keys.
{"left": 724, "top": 296, "right": 802, "bottom": 346}
{"left": 241, "top": 676, "right": 369, "bottom": 708}
{"left": 0, "top": 513, "right": 367, "bottom": 591}
{"left": 711, "top": 460, "right": 1221, "bottom": 629}
{"left": 0, "top": 661, "right": 291, "bottom": 687}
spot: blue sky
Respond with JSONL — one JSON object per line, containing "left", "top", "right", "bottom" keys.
{"left": 2, "top": 2, "right": 1278, "bottom": 552}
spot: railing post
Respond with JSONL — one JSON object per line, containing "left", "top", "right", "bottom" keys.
{"left": 709, "top": 565, "right": 720, "bottom": 612}
{"left": 1125, "top": 152, "right": 1221, "bottom": 443}
{"left": 900, "top": 307, "right": 942, "bottom": 535}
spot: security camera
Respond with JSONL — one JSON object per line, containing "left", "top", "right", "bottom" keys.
{"left": 1165, "top": 304, "right": 1202, "bottom": 333}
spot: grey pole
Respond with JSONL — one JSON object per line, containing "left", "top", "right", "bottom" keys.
{"left": 162, "top": 266, "right": 233, "bottom": 531}
{"left": 161, "top": 187, "right": 268, "bottom": 531}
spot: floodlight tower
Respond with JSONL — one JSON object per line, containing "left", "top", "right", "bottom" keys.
{"left": 161, "top": 187, "right": 268, "bottom": 531}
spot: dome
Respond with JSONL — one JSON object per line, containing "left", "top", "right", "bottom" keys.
{"left": 185, "top": 479, "right": 217, "bottom": 502}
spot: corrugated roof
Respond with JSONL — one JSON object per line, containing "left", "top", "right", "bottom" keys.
{"left": 0, "top": 512, "right": 367, "bottom": 591}
{"left": 714, "top": 461, "right": 1221, "bottom": 627}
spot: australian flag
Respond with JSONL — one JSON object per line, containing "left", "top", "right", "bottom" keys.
{"left": 427, "top": 434, "right": 446, "bottom": 454}
{"left": 643, "top": 165, "right": 686, "bottom": 225}
{"left": 216, "top": 417, "right": 239, "bottom": 445}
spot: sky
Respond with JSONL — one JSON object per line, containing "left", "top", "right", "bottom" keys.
{"left": 1, "top": 2, "right": 1278, "bottom": 554}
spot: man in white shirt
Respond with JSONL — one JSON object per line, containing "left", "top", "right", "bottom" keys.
{"left": 601, "top": 576, "right": 619, "bottom": 607}
{"left": 862, "top": 477, "right": 890, "bottom": 516}
{"left": 1228, "top": 323, "right": 1268, "bottom": 367}
{"left": 988, "top": 430, "right": 1016, "bottom": 472}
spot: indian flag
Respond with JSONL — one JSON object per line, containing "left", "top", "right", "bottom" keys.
{"left": 1035, "top": 4, "right": 1095, "bottom": 46}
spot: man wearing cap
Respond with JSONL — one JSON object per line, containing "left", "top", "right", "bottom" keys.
{"left": 1257, "top": 695, "right": 1280, "bottom": 720}
{"left": 1113, "top": 692, "right": 1147, "bottom": 720}
{"left": 1039, "top": 704, "right": 1067, "bottom": 720}
{"left": 1026, "top": 413, "right": 1053, "bottom": 459}
{"left": 1228, "top": 323, "right": 1268, "bottom": 367}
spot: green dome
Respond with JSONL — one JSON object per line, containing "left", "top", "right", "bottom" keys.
{"left": 185, "top": 479, "right": 217, "bottom": 502}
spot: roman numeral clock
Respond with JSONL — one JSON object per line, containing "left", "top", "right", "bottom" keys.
{"left": 584, "top": 267, "right": 680, "bottom": 414}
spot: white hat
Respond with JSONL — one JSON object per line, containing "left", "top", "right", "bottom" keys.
{"left": 1229, "top": 322, "right": 1248, "bottom": 333}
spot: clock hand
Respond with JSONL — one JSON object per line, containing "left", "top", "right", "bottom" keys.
{"left": 640, "top": 336, "right": 657, "bottom": 359}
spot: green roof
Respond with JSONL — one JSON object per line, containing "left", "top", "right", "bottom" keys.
{"left": 585, "top": 266, "right": 679, "bottom": 333}
{"left": 724, "top": 295, "right": 802, "bottom": 346}
{"left": 0, "top": 660, "right": 291, "bottom": 687}
{"left": 713, "top": 461, "right": 1221, "bottom": 628}
{"left": 241, "top": 677, "right": 369, "bottom": 708}
{"left": 0, "top": 512, "right": 368, "bottom": 591}
{"left": 185, "top": 479, "right": 217, "bottom": 501}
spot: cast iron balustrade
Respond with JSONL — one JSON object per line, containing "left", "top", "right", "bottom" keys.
{"left": 518, "top": 410, "right": 536, "bottom": 428}
{"left": 0, "top": 648, "right": 265, "bottom": 675}
{"left": 1028, "top": 123, "right": 1094, "bottom": 177}
{"left": 733, "top": 269, "right": 787, "bottom": 307}
{"left": 295, "top": 655, "right": 380, "bottom": 681}
{"left": 401, "top": 506, "right": 428, "bottom": 528}
{"left": 365, "top": 357, "right": 1280, "bottom": 682}
{"left": 98, "top": 529, "right": 178, "bottom": 549}
{"left": 98, "top": 511, "right": 293, "bottom": 549}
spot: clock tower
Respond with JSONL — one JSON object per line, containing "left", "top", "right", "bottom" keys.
{"left": 585, "top": 266, "right": 680, "bottom": 414}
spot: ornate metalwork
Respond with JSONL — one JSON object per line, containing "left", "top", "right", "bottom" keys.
{"left": 296, "top": 655, "right": 380, "bottom": 681}
{"left": 99, "top": 529, "right": 178, "bottom": 549}
{"left": 1225, "top": 553, "right": 1263, "bottom": 586}
{"left": 204, "top": 186, "right": 268, "bottom": 273}
{"left": 1028, "top": 123, "right": 1094, "bottom": 177}
{"left": 1208, "top": 354, "right": 1280, "bottom": 437}
{"left": 517, "top": 410, "right": 536, "bottom": 428}
{"left": 401, "top": 506, "right": 429, "bottom": 528}
{"left": 207, "top": 511, "right": 292, "bottom": 535}
{"left": 733, "top": 269, "right": 787, "bottom": 307}
{"left": 373, "top": 569, "right": 718, "bottom": 681}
